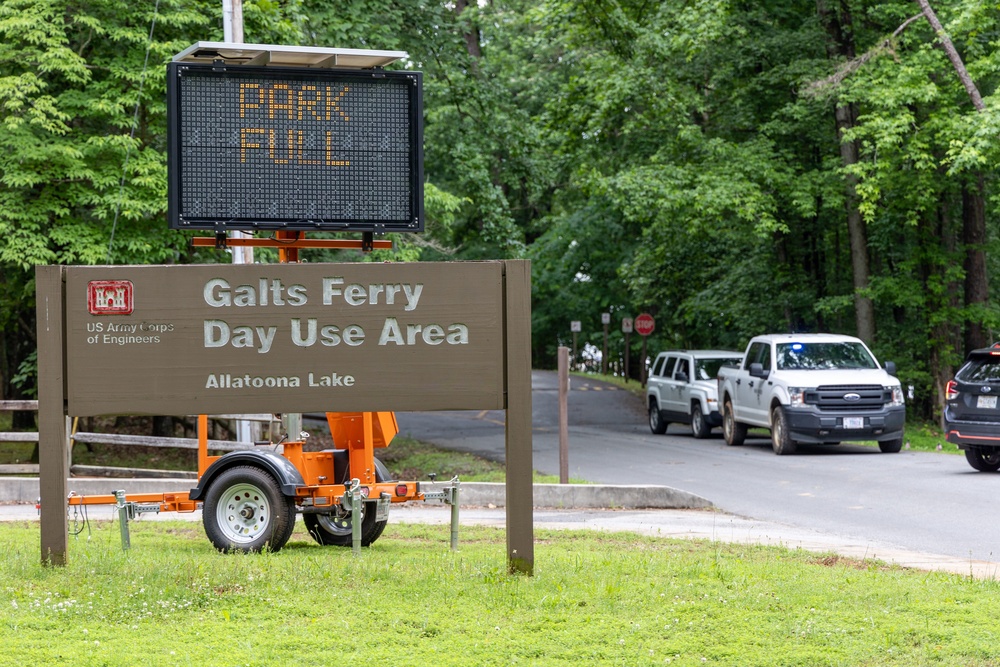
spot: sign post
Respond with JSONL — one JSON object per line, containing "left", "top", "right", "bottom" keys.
{"left": 570, "top": 320, "right": 581, "bottom": 369}
{"left": 621, "top": 317, "right": 633, "bottom": 382}
{"left": 634, "top": 313, "right": 655, "bottom": 386}
{"left": 558, "top": 346, "right": 569, "bottom": 485}
{"left": 601, "top": 312, "right": 610, "bottom": 375}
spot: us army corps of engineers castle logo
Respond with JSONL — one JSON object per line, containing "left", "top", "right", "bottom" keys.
{"left": 87, "top": 280, "right": 134, "bottom": 315}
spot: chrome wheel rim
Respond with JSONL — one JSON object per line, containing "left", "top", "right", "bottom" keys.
{"left": 216, "top": 482, "right": 271, "bottom": 544}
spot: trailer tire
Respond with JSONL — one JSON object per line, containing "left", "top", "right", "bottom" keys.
{"left": 304, "top": 502, "right": 385, "bottom": 547}
{"left": 305, "top": 455, "right": 391, "bottom": 547}
{"left": 202, "top": 466, "right": 297, "bottom": 553}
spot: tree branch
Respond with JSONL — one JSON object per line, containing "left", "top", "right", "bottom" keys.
{"left": 915, "top": 0, "right": 984, "bottom": 112}
{"left": 802, "top": 13, "right": 922, "bottom": 98}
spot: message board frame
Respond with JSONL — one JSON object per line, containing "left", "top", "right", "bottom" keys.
{"left": 166, "top": 62, "right": 424, "bottom": 233}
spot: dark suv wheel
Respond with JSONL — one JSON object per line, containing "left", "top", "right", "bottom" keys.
{"left": 965, "top": 446, "right": 1000, "bottom": 472}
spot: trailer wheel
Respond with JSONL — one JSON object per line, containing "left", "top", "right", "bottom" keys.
{"left": 203, "top": 466, "right": 297, "bottom": 553}
{"left": 304, "top": 501, "right": 385, "bottom": 547}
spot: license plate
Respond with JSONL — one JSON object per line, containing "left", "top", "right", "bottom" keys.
{"left": 843, "top": 417, "right": 864, "bottom": 429}
{"left": 375, "top": 496, "right": 391, "bottom": 522}
{"left": 977, "top": 395, "right": 998, "bottom": 409}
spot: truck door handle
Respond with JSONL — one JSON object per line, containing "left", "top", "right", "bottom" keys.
{"left": 736, "top": 379, "right": 741, "bottom": 385}
{"left": 748, "top": 381, "right": 754, "bottom": 388}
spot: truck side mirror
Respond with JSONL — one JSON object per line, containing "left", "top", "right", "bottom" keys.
{"left": 749, "top": 362, "right": 769, "bottom": 379}
{"left": 884, "top": 361, "right": 897, "bottom": 377}
{"left": 675, "top": 371, "right": 688, "bottom": 383}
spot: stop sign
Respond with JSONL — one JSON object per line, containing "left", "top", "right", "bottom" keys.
{"left": 635, "top": 313, "right": 655, "bottom": 336}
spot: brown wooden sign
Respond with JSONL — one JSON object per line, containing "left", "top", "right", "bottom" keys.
{"left": 37, "top": 259, "right": 533, "bottom": 574}
{"left": 64, "top": 262, "right": 504, "bottom": 416}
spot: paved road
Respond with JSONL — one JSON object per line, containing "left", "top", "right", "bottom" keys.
{"left": 396, "top": 370, "right": 999, "bottom": 564}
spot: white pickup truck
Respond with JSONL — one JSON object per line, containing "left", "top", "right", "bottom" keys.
{"left": 717, "top": 333, "right": 905, "bottom": 455}
{"left": 647, "top": 349, "right": 744, "bottom": 438}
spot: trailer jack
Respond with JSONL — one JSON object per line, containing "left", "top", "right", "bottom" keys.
{"left": 114, "top": 490, "right": 163, "bottom": 551}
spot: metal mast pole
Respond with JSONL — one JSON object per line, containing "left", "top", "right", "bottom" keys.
{"left": 223, "top": 0, "right": 258, "bottom": 445}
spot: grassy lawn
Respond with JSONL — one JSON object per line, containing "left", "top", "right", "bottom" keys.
{"left": 2, "top": 520, "right": 1000, "bottom": 666}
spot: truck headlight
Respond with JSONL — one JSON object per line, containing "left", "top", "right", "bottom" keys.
{"left": 788, "top": 387, "right": 806, "bottom": 407}
{"left": 889, "top": 386, "right": 905, "bottom": 406}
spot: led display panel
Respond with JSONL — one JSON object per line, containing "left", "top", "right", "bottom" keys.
{"left": 167, "top": 63, "right": 423, "bottom": 232}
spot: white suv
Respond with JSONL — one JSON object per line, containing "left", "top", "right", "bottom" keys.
{"left": 647, "top": 350, "right": 743, "bottom": 438}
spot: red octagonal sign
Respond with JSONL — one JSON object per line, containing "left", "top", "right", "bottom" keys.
{"left": 635, "top": 313, "right": 655, "bottom": 336}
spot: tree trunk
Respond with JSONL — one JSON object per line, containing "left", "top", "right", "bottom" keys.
{"left": 916, "top": 1, "right": 989, "bottom": 353}
{"left": 963, "top": 174, "right": 988, "bottom": 352}
{"left": 817, "top": 0, "right": 875, "bottom": 342}
{"left": 454, "top": 0, "right": 482, "bottom": 59}
{"left": 152, "top": 416, "right": 175, "bottom": 438}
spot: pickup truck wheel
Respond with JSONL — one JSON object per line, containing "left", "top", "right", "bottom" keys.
{"left": 649, "top": 401, "right": 668, "bottom": 435}
{"left": 964, "top": 446, "right": 1000, "bottom": 472}
{"left": 770, "top": 406, "right": 797, "bottom": 455}
{"left": 722, "top": 399, "right": 746, "bottom": 446}
{"left": 690, "top": 404, "right": 711, "bottom": 439}
{"left": 202, "top": 466, "right": 297, "bottom": 553}
{"left": 878, "top": 438, "right": 903, "bottom": 454}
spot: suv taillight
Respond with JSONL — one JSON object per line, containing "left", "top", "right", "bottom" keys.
{"left": 946, "top": 380, "right": 959, "bottom": 401}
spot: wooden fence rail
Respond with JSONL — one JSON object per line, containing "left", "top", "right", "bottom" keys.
{"left": 0, "top": 401, "right": 276, "bottom": 477}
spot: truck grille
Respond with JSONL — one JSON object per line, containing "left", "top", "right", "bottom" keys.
{"left": 806, "top": 384, "right": 888, "bottom": 411}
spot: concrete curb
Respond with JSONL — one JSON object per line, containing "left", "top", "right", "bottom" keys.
{"left": 425, "top": 482, "right": 713, "bottom": 510}
{"left": 0, "top": 477, "right": 713, "bottom": 510}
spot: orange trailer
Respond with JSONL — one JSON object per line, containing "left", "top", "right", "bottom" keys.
{"left": 67, "top": 411, "right": 459, "bottom": 553}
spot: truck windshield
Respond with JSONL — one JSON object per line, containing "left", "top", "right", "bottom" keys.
{"left": 775, "top": 343, "right": 877, "bottom": 370}
{"left": 695, "top": 357, "right": 744, "bottom": 380}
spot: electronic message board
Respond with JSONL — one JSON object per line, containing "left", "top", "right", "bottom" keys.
{"left": 167, "top": 62, "right": 423, "bottom": 233}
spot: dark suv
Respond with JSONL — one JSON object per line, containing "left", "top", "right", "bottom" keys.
{"left": 945, "top": 344, "right": 1000, "bottom": 471}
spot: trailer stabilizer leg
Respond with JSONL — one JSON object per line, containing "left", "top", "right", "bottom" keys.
{"left": 116, "top": 491, "right": 130, "bottom": 551}
{"left": 113, "top": 489, "right": 162, "bottom": 551}
{"left": 341, "top": 479, "right": 363, "bottom": 556}
{"left": 448, "top": 477, "right": 460, "bottom": 551}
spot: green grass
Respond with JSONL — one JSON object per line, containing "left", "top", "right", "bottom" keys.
{"left": 377, "top": 435, "right": 588, "bottom": 484}
{"left": 2, "top": 520, "right": 1000, "bottom": 666}
{"left": 571, "top": 370, "right": 646, "bottom": 398}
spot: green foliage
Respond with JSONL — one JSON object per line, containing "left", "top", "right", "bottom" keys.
{"left": 5, "top": 0, "right": 1000, "bottom": 424}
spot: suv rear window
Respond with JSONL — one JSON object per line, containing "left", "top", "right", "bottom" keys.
{"left": 695, "top": 357, "right": 743, "bottom": 381}
{"left": 957, "top": 355, "right": 1000, "bottom": 382}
